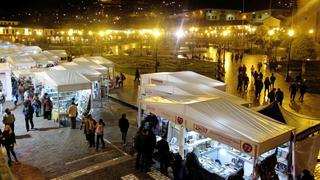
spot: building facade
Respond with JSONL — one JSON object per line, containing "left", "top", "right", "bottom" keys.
{"left": 297, "top": 0, "right": 320, "bottom": 42}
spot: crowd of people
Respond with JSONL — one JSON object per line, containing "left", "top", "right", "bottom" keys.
{"left": 236, "top": 62, "right": 308, "bottom": 105}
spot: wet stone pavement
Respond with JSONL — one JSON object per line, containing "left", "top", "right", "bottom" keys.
{"left": 0, "top": 99, "right": 165, "bottom": 180}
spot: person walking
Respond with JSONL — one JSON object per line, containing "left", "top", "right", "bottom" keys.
{"left": 95, "top": 119, "right": 106, "bottom": 150}
{"left": 134, "top": 69, "right": 140, "bottom": 82}
{"left": 118, "top": 114, "right": 129, "bottom": 145}
{"left": 237, "top": 73, "right": 243, "bottom": 92}
{"left": 299, "top": 82, "right": 307, "bottom": 102}
{"left": 18, "top": 83, "right": 25, "bottom": 102}
{"left": 3, "top": 108, "right": 15, "bottom": 133}
{"left": 68, "top": 102, "right": 78, "bottom": 129}
{"left": 264, "top": 77, "right": 271, "bottom": 94}
{"left": 32, "top": 96, "right": 41, "bottom": 117}
{"left": 44, "top": 97, "right": 53, "bottom": 120}
{"left": 0, "top": 125, "right": 18, "bottom": 166}
{"left": 243, "top": 73, "right": 249, "bottom": 92}
{"left": 255, "top": 79, "right": 263, "bottom": 98}
{"left": 80, "top": 113, "right": 91, "bottom": 145}
{"left": 23, "top": 99, "right": 34, "bottom": 131}
{"left": 119, "top": 73, "right": 126, "bottom": 87}
{"left": 89, "top": 115, "right": 97, "bottom": 148}
{"left": 156, "top": 135, "right": 170, "bottom": 174}
{"left": 268, "top": 88, "right": 276, "bottom": 103}
{"left": 0, "top": 91, "right": 5, "bottom": 113}
{"left": 257, "top": 62, "right": 262, "bottom": 72}
{"left": 134, "top": 126, "right": 144, "bottom": 169}
{"left": 250, "top": 65, "right": 255, "bottom": 77}
{"left": 289, "top": 82, "right": 297, "bottom": 101}
{"left": 276, "top": 88, "right": 284, "bottom": 106}
{"left": 270, "top": 73, "right": 276, "bottom": 88}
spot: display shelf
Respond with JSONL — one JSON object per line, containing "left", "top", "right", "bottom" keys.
{"left": 186, "top": 138, "right": 211, "bottom": 147}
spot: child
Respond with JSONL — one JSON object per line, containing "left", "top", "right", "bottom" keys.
{"left": 96, "top": 119, "right": 106, "bottom": 149}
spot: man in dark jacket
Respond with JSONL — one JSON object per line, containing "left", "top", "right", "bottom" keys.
{"left": 156, "top": 135, "right": 170, "bottom": 174}
{"left": 118, "top": 114, "right": 129, "bottom": 145}
{"left": 276, "top": 88, "right": 284, "bottom": 106}
{"left": 268, "top": 88, "right": 276, "bottom": 103}
{"left": 299, "top": 83, "right": 307, "bottom": 102}
{"left": 289, "top": 82, "right": 297, "bottom": 101}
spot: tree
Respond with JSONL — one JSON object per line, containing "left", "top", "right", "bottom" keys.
{"left": 254, "top": 25, "right": 268, "bottom": 48}
{"left": 291, "top": 35, "right": 317, "bottom": 60}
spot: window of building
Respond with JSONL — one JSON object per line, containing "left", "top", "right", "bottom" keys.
{"left": 258, "top": 15, "right": 262, "bottom": 19}
{"left": 253, "top": 14, "right": 256, "bottom": 19}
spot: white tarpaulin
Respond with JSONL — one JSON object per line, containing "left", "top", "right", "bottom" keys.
{"left": 34, "top": 70, "right": 91, "bottom": 92}
{"left": 85, "top": 56, "right": 114, "bottom": 67}
{"left": 141, "top": 95, "right": 295, "bottom": 156}
{"left": 46, "top": 50, "right": 68, "bottom": 59}
{"left": 30, "top": 53, "right": 53, "bottom": 65}
{"left": 7, "top": 55, "right": 36, "bottom": 69}
{"left": 140, "top": 84, "right": 250, "bottom": 106}
{"left": 73, "top": 57, "right": 108, "bottom": 74}
{"left": 21, "top": 46, "right": 42, "bottom": 54}
{"left": 51, "top": 62, "right": 101, "bottom": 81}
{"left": 42, "top": 51, "right": 60, "bottom": 62}
{"left": 141, "top": 71, "right": 227, "bottom": 91}
{"left": 13, "top": 68, "right": 46, "bottom": 78}
{"left": 0, "top": 63, "right": 12, "bottom": 100}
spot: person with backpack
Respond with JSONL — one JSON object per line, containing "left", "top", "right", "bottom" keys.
{"left": 3, "top": 108, "right": 15, "bottom": 133}
{"left": 96, "top": 119, "right": 105, "bottom": 150}
{"left": 118, "top": 114, "right": 129, "bottom": 145}
{"left": 23, "top": 99, "right": 34, "bottom": 131}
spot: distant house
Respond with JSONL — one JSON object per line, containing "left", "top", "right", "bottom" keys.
{"left": 263, "top": 16, "right": 281, "bottom": 28}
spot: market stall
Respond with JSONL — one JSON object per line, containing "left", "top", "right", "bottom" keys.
{"left": 45, "top": 50, "right": 68, "bottom": 61}
{"left": 257, "top": 102, "right": 320, "bottom": 176}
{"left": 139, "top": 84, "right": 250, "bottom": 107}
{"left": 52, "top": 62, "right": 102, "bottom": 100}
{"left": 6, "top": 55, "right": 36, "bottom": 70}
{"left": 140, "top": 71, "right": 227, "bottom": 91}
{"left": 21, "top": 46, "right": 42, "bottom": 54}
{"left": 34, "top": 70, "right": 92, "bottom": 125}
{"left": 0, "top": 63, "right": 12, "bottom": 101}
{"left": 30, "top": 53, "right": 55, "bottom": 67}
{"left": 140, "top": 95, "right": 295, "bottom": 179}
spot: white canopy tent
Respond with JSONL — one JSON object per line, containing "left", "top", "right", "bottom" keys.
{"left": 46, "top": 50, "right": 68, "bottom": 60}
{"left": 34, "top": 70, "right": 91, "bottom": 93}
{"left": 140, "top": 84, "right": 250, "bottom": 106}
{"left": 21, "top": 46, "right": 42, "bottom": 54}
{"left": 30, "top": 53, "right": 54, "bottom": 66}
{"left": 0, "top": 63, "right": 12, "bottom": 100}
{"left": 141, "top": 71, "right": 227, "bottom": 91}
{"left": 140, "top": 95, "right": 295, "bottom": 157}
{"left": 51, "top": 62, "right": 102, "bottom": 81}
{"left": 6, "top": 55, "right": 36, "bottom": 69}
{"left": 12, "top": 68, "right": 46, "bottom": 78}
{"left": 41, "top": 51, "right": 60, "bottom": 63}
{"left": 85, "top": 56, "right": 114, "bottom": 68}
{"left": 73, "top": 57, "right": 108, "bottom": 74}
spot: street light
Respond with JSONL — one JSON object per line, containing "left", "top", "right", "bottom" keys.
{"left": 99, "top": 31, "right": 105, "bottom": 56}
{"left": 308, "top": 29, "right": 314, "bottom": 34}
{"left": 68, "top": 29, "right": 73, "bottom": 56}
{"left": 286, "top": 29, "right": 295, "bottom": 82}
{"left": 153, "top": 29, "right": 160, "bottom": 72}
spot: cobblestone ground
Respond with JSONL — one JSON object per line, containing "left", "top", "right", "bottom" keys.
{"left": 0, "top": 99, "right": 165, "bottom": 180}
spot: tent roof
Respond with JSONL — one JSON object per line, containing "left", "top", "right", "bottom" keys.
{"left": 21, "top": 46, "right": 42, "bottom": 54}
{"left": 30, "top": 53, "right": 52, "bottom": 65}
{"left": 258, "top": 102, "right": 320, "bottom": 140}
{"left": 141, "top": 96, "right": 295, "bottom": 156}
{"left": 51, "top": 62, "right": 101, "bottom": 81}
{"left": 34, "top": 70, "right": 91, "bottom": 92}
{"left": 13, "top": 68, "right": 46, "bottom": 78}
{"left": 73, "top": 57, "right": 108, "bottom": 74}
{"left": 41, "top": 51, "right": 60, "bottom": 62}
{"left": 7, "top": 55, "right": 36, "bottom": 67}
{"left": 141, "top": 71, "right": 226, "bottom": 91}
{"left": 141, "top": 84, "right": 250, "bottom": 106}
{"left": 85, "top": 56, "right": 114, "bottom": 67}
{"left": 0, "top": 63, "right": 11, "bottom": 72}
{"left": 46, "top": 50, "right": 68, "bottom": 58}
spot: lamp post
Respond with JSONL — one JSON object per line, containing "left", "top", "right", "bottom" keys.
{"left": 99, "top": 31, "right": 105, "bottom": 56}
{"left": 267, "top": 29, "right": 275, "bottom": 61}
{"left": 286, "top": 29, "right": 295, "bottom": 82}
{"left": 153, "top": 30, "right": 160, "bottom": 72}
{"left": 88, "top": 31, "right": 93, "bottom": 55}
{"left": 67, "top": 29, "right": 73, "bottom": 57}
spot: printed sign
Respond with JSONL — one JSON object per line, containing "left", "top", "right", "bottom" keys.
{"left": 242, "top": 143, "right": 253, "bottom": 153}
{"left": 193, "top": 123, "right": 208, "bottom": 134}
{"left": 175, "top": 116, "right": 184, "bottom": 125}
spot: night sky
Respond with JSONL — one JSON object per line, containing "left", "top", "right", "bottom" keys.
{"left": 0, "top": 0, "right": 283, "bottom": 11}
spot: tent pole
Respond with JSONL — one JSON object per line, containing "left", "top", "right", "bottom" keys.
{"left": 57, "top": 91, "right": 60, "bottom": 128}
{"left": 291, "top": 139, "right": 296, "bottom": 179}
{"left": 178, "top": 125, "right": 185, "bottom": 159}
